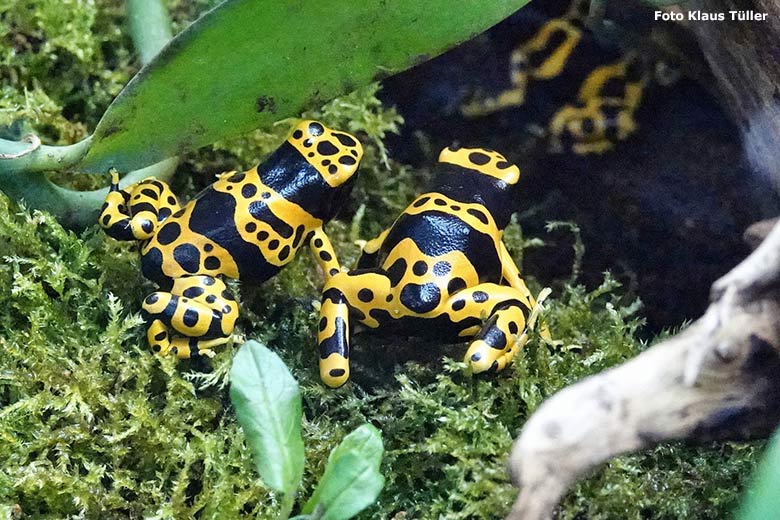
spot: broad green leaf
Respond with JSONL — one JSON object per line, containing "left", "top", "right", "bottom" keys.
{"left": 229, "top": 340, "right": 304, "bottom": 496}
{"left": 737, "top": 432, "right": 780, "bottom": 520}
{"left": 78, "top": 0, "right": 529, "bottom": 173}
{"left": 303, "top": 424, "right": 385, "bottom": 520}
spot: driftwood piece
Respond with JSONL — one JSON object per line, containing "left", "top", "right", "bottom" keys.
{"left": 505, "top": 220, "right": 780, "bottom": 520}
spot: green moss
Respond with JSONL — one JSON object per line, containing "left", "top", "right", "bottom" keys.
{"left": 0, "top": 2, "right": 762, "bottom": 519}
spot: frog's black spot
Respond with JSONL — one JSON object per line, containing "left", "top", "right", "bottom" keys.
{"left": 102, "top": 214, "right": 110, "bottom": 225}
{"left": 248, "top": 201, "right": 293, "bottom": 237}
{"left": 320, "top": 250, "right": 332, "bottom": 261}
{"left": 308, "top": 122, "right": 324, "bottom": 136}
{"left": 317, "top": 140, "right": 339, "bottom": 156}
{"left": 333, "top": 132, "right": 357, "bottom": 146}
{"left": 308, "top": 152, "right": 315, "bottom": 157}
{"left": 141, "top": 188, "right": 158, "bottom": 199}
{"left": 241, "top": 184, "right": 258, "bottom": 198}
{"left": 468, "top": 151, "right": 491, "bottom": 166}
{"left": 581, "top": 118, "right": 595, "bottom": 135}
{"left": 473, "top": 291, "right": 489, "bottom": 303}
{"left": 279, "top": 245, "right": 290, "bottom": 261}
{"left": 205, "top": 295, "right": 216, "bottom": 304}
{"left": 328, "top": 164, "right": 338, "bottom": 174}
{"left": 496, "top": 161, "right": 511, "bottom": 169}
{"left": 358, "top": 288, "right": 374, "bottom": 302}
{"left": 204, "top": 244, "right": 214, "bottom": 252}
{"left": 601, "top": 77, "right": 626, "bottom": 99}
{"left": 433, "top": 261, "right": 451, "bottom": 276}
{"left": 319, "top": 317, "right": 347, "bottom": 358}
{"left": 101, "top": 202, "right": 108, "bottom": 212}
{"left": 313, "top": 238, "right": 324, "bottom": 248}
{"left": 226, "top": 185, "right": 233, "bottom": 191}
{"left": 203, "top": 276, "right": 215, "bottom": 286}
{"left": 204, "top": 256, "right": 221, "bottom": 270}
{"left": 467, "top": 208, "right": 489, "bottom": 225}
{"left": 339, "top": 155, "right": 356, "bottom": 166}
{"left": 183, "top": 287, "right": 204, "bottom": 299}
{"left": 268, "top": 239, "right": 280, "bottom": 250}
{"left": 303, "top": 139, "right": 312, "bottom": 147}
{"left": 182, "top": 309, "right": 199, "bottom": 327}
{"left": 221, "top": 290, "right": 234, "bottom": 300}
{"left": 447, "top": 277, "right": 467, "bottom": 294}
{"left": 471, "top": 352, "right": 482, "bottom": 362}
{"left": 386, "top": 294, "right": 393, "bottom": 302}
{"left": 292, "top": 225, "right": 305, "bottom": 248}
{"left": 152, "top": 344, "right": 161, "bottom": 352}
{"left": 222, "top": 305, "right": 232, "bottom": 314}
{"left": 167, "top": 196, "right": 177, "bottom": 205}
{"left": 257, "top": 231, "right": 269, "bottom": 241}
{"left": 171, "top": 346, "right": 178, "bottom": 355}
{"left": 434, "top": 198, "right": 447, "bottom": 206}
{"left": 452, "top": 299, "right": 466, "bottom": 311}
{"left": 145, "top": 293, "right": 160, "bottom": 305}
{"left": 350, "top": 149, "right": 358, "bottom": 157}
{"left": 482, "top": 327, "right": 508, "bottom": 350}
{"left": 400, "top": 282, "right": 441, "bottom": 314}
{"left": 329, "top": 268, "right": 339, "bottom": 276}
{"left": 413, "top": 261, "right": 428, "bottom": 276}
{"left": 262, "top": 191, "right": 271, "bottom": 199}
{"left": 174, "top": 244, "right": 201, "bottom": 273}
{"left": 156, "top": 222, "right": 181, "bottom": 245}
{"left": 448, "top": 144, "right": 461, "bottom": 152}
{"left": 157, "top": 207, "right": 172, "bottom": 221}
{"left": 508, "top": 321, "right": 519, "bottom": 334}
{"left": 228, "top": 173, "right": 246, "bottom": 183}
{"left": 173, "top": 208, "right": 186, "bottom": 218}
{"left": 154, "top": 331, "right": 167, "bottom": 341}
{"left": 319, "top": 317, "right": 327, "bottom": 331}
{"left": 451, "top": 205, "right": 461, "bottom": 211}
{"left": 293, "top": 130, "right": 303, "bottom": 139}
{"left": 329, "top": 368, "right": 346, "bottom": 377}
{"left": 386, "top": 258, "right": 407, "bottom": 287}
{"left": 413, "top": 196, "right": 430, "bottom": 208}
{"left": 141, "top": 220, "right": 154, "bottom": 233}
{"left": 322, "top": 159, "right": 331, "bottom": 166}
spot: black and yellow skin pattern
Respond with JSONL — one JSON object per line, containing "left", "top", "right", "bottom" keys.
{"left": 99, "top": 120, "right": 363, "bottom": 358}
{"left": 460, "top": 0, "right": 647, "bottom": 155}
{"left": 317, "top": 146, "right": 544, "bottom": 388}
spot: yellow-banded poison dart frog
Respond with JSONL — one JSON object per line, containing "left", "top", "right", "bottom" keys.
{"left": 99, "top": 120, "right": 363, "bottom": 358}
{"left": 460, "top": 0, "right": 648, "bottom": 155}
{"left": 316, "top": 146, "right": 548, "bottom": 388}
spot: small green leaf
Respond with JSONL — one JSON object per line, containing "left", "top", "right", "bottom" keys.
{"left": 78, "top": 0, "right": 529, "bottom": 173}
{"left": 229, "top": 340, "right": 304, "bottom": 496}
{"left": 737, "top": 432, "right": 780, "bottom": 520}
{"left": 303, "top": 424, "right": 385, "bottom": 520}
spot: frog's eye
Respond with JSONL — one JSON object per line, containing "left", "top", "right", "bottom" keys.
{"left": 438, "top": 146, "right": 520, "bottom": 185}
{"left": 288, "top": 120, "right": 364, "bottom": 187}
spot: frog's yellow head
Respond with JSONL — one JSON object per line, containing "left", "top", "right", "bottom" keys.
{"left": 288, "top": 120, "right": 364, "bottom": 188}
{"left": 438, "top": 146, "right": 521, "bottom": 185}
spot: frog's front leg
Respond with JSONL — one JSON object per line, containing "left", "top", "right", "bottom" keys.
{"left": 317, "top": 270, "right": 392, "bottom": 388}
{"left": 309, "top": 227, "right": 342, "bottom": 280}
{"left": 446, "top": 283, "right": 531, "bottom": 374}
{"left": 142, "top": 275, "right": 238, "bottom": 358}
{"left": 99, "top": 170, "right": 182, "bottom": 241}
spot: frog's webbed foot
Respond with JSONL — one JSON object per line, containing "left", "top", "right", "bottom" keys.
{"left": 445, "top": 283, "right": 531, "bottom": 374}
{"left": 142, "top": 275, "right": 238, "bottom": 358}
{"left": 99, "top": 170, "right": 182, "bottom": 241}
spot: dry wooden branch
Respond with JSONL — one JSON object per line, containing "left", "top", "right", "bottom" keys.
{"left": 505, "top": 220, "right": 780, "bottom": 520}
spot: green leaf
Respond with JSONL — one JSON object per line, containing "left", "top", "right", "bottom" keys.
{"left": 737, "top": 432, "right": 780, "bottom": 520}
{"left": 78, "top": 0, "right": 529, "bottom": 173}
{"left": 303, "top": 424, "right": 385, "bottom": 520}
{"left": 229, "top": 340, "right": 304, "bottom": 496}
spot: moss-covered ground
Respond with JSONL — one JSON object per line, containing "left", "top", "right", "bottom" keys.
{"left": 0, "top": 1, "right": 760, "bottom": 518}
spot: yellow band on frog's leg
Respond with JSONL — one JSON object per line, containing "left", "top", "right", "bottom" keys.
{"left": 309, "top": 227, "right": 341, "bottom": 280}
{"left": 356, "top": 228, "right": 390, "bottom": 269}
{"left": 317, "top": 286, "right": 351, "bottom": 388}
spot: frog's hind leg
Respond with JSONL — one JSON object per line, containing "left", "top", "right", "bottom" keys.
{"left": 142, "top": 275, "right": 238, "bottom": 358}
{"left": 99, "top": 170, "right": 182, "bottom": 241}
{"left": 445, "top": 283, "right": 531, "bottom": 374}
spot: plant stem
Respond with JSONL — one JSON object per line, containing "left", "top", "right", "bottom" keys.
{"left": 279, "top": 492, "right": 296, "bottom": 520}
